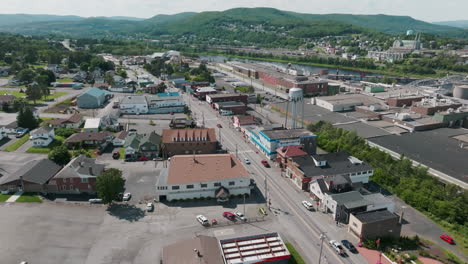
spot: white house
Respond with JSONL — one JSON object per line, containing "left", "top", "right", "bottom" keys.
{"left": 0, "top": 126, "right": 6, "bottom": 140}
{"left": 112, "top": 131, "right": 129, "bottom": 147}
{"left": 30, "top": 126, "right": 55, "bottom": 147}
{"left": 84, "top": 118, "right": 101, "bottom": 133}
{"left": 119, "top": 95, "right": 148, "bottom": 114}
{"left": 156, "top": 154, "right": 253, "bottom": 202}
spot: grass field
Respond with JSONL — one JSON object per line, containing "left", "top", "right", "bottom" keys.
{"left": 285, "top": 242, "right": 306, "bottom": 264}
{"left": 0, "top": 90, "right": 67, "bottom": 104}
{"left": 26, "top": 136, "right": 65, "bottom": 154}
{"left": 16, "top": 193, "right": 42, "bottom": 203}
{"left": 0, "top": 194, "right": 12, "bottom": 202}
{"left": 56, "top": 78, "right": 73, "bottom": 82}
{"left": 4, "top": 133, "right": 29, "bottom": 152}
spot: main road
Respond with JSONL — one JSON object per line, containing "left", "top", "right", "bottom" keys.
{"left": 185, "top": 93, "right": 368, "bottom": 264}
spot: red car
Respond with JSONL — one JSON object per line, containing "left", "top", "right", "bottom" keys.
{"left": 440, "top": 235, "right": 455, "bottom": 244}
{"left": 261, "top": 160, "right": 270, "bottom": 168}
{"left": 137, "top": 156, "right": 148, "bottom": 161}
{"left": 217, "top": 124, "right": 222, "bottom": 128}
{"left": 223, "top": 212, "right": 236, "bottom": 220}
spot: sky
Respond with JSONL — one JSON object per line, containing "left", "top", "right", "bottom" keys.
{"left": 1, "top": 0, "right": 467, "bottom": 22}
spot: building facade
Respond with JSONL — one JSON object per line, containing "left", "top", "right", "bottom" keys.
{"left": 162, "top": 128, "right": 217, "bottom": 156}
{"left": 30, "top": 126, "right": 55, "bottom": 147}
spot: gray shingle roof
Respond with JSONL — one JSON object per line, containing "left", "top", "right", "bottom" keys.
{"left": 352, "top": 209, "right": 399, "bottom": 223}
{"left": 0, "top": 159, "right": 62, "bottom": 185}
{"left": 330, "top": 191, "right": 372, "bottom": 209}
{"left": 31, "top": 126, "right": 54, "bottom": 135}
{"left": 53, "top": 155, "right": 104, "bottom": 179}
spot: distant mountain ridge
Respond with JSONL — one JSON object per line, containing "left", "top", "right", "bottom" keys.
{"left": 0, "top": 8, "right": 466, "bottom": 40}
{"left": 433, "top": 20, "right": 468, "bottom": 29}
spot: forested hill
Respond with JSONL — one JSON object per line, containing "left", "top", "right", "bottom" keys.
{"left": 0, "top": 8, "right": 467, "bottom": 40}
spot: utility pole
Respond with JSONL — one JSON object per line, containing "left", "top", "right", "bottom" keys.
{"left": 318, "top": 233, "right": 326, "bottom": 264}
{"left": 235, "top": 144, "right": 238, "bottom": 158}
{"left": 243, "top": 193, "right": 246, "bottom": 216}
{"left": 218, "top": 127, "right": 222, "bottom": 144}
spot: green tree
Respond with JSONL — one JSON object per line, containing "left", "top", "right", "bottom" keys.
{"left": 16, "top": 106, "right": 38, "bottom": 130}
{"left": 96, "top": 168, "right": 125, "bottom": 204}
{"left": 25, "top": 84, "right": 43, "bottom": 104}
{"left": 12, "top": 98, "right": 26, "bottom": 112}
{"left": 48, "top": 145, "right": 72, "bottom": 165}
{"left": 2, "top": 102, "right": 10, "bottom": 112}
{"left": 16, "top": 69, "right": 36, "bottom": 84}
{"left": 80, "top": 62, "right": 89, "bottom": 72}
{"left": 54, "top": 128, "right": 76, "bottom": 138}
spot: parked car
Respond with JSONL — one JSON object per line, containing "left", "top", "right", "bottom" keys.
{"left": 244, "top": 158, "right": 251, "bottom": 165}
{"left": 234, "top": 212, "right": 247, "bottom": 221}
{"left": 137, "top": 156, "right": 148, "bottom": 161}
{"left": 341, "top": 240, "right": 357, "bottom": 253}
{"left": 440, "top": 235, "right": 455, "bottom": 244}
{"left": 196, "top": 215, "right": 209, "bottom": 226}
{"left": 112, "top": 151, "right": 120, "bottom": 160}
{"left": 211, "top": 218, "right": 218, "bottom": 225}
{"left": 302, "top": 200, "right": 314, "bottom": 210}
{"left": 146, "top": 203, "right": 154, "bottom": 212}
{"left": 223, "top": 212, "right": 236, "bottom": 220}
{"left": 217, "top": 124, "right": 222, "bottom": 128}
{"left": 329, "top": 240, "right": 345, "bottom": 256}
{"left": 89, "top": 198, "right": 102, "bottom": 204}
{"left": 261, "top": 160, "right": 270, "bottom": 168}
{"left": 123, "top": 193, "right": 131, "bottom": 201}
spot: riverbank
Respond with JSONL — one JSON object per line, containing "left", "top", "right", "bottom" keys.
{"left": 184, "top": 51, "right": 445, "bottom": 79}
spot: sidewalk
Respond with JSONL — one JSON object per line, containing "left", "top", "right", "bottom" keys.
{"left": 357, "top": 247, "right": 392, "bottom": 264}
{"left": 6, "top": 191, "right": 23, "bottom": 202}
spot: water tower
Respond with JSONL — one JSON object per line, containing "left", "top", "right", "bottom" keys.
{"left": 288, "top": 88, "right": 304, "bottom": 129}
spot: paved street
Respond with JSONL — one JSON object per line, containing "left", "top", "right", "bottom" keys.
{"left": 186, "top": 92, "right": 367, "bottom": 264}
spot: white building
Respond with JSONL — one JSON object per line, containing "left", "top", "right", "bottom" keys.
{"left": 119, "top": 95, "right": 149, "bottom": 114}
{"left": 84, "top": 118, "right": 101, "bottom": 133}
{"left": 156, "top": 154, "right": 253, "bottom": 202}
{"left": 30, "top": 126, "right": 55, "bottom": 147}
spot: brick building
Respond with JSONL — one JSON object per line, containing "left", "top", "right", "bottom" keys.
{"left": 386, "top": 96, "right": 424, "bottom": 107}
{"left": 162, "top": 128, "right": 217, "bottom": 156}
{"left": 206, "top": 93, "right": 248, "bottom": 105}
{"left": 410, "top": 98, "right": 462, "bottom": 115}
{"left": 348, "top": 209, "right": 402, "bottom": 240}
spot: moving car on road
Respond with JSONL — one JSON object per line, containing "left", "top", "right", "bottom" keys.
{"left": 261, "top": 160, "right": 270, "bottom": 168}
{"left": 341, "top": 240, "right": 357, "bottom": 253}
{"left": 146, "top": 203, "right": 154, "bottom": 212}
{"left": 244, "top": 158, "right": 251, "bottom": 165}
{"left": 137, "top": 156, "right": 148, "bottom": 161}
{"left": 329, "top": 240, "right": 345, "bottom": 256}
{"left": 440, "top": 235, "right": 455, "bottom": 244}
{"left": 196, "top": 215, "right": 209, "bottom": 226}
{"left": 217, "top": 124, "right": 222, "bottom": 128}
{"left": 302, "top": 200, "right": 314, "bottom": 210}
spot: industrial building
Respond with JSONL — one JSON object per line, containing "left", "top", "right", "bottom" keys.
{"left": 206, "top": 93, "right": 248, "bottom": 105}
{"left": 410, "top": 98, "right": 462, "bottom": 115}
{"left": 119, "top": 93, "right": 186, "bottom": 114}
{"left": 228, "top": 61, "right": 329, "bottom": 96}
{"left": 314, "top": 94, "right": 382, "bottom": 112}
{"left": 213, "top": 101, "right": 246, "bottom": 115}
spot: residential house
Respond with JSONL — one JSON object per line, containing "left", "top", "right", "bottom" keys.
{"left": 1, "top": 121, "right": 18, "bottom": 134}
{"left": 275, "top": 145, "right": 308, "bottom": 168}
{"left": 73, "top": 71, "right": 88, "bottom": 82}
{"left": 348, "top": 209, "right": 402, "bottom": 240}
{"left": 112, "top": 131, "right": 129, "bottom": 147}
{"left": 123, "top": 131, "right": 161, "bottom": 159}
{"left": 248, "top": 128, "right": 317, "bottom": 160}
{"left": 83, "top": 118, "right": 101, "bottom": 133}
{"left": 45, "top": 113, "right": 83, "bottom": 129}
{"left": 100, "top": 112, "right": 120, "bottom": 131}
{"left": 77, "top": 87, "right": 112, "bottom": 108}
{"left": 0, "top": 66, "right": 11, "bottom": 77}
{"left": 94, "top": 83, "right": 110, "bottom": 90}
{"left": 0, "top": 159, "right": 62, "bottom": 192}
{"left": 47, "top": 155, "right": 105, "bottom": 194}
{"left": 30, "top": 126, "right": 55, "bottom": 147}
{"left": 109, "top": 83, "right": 134, "bottom": 93}
{"left": 0, "top": 126, "right": 6, "bottom": 140}
{"left": 156, "top": 154, "right": 252, "bottom": 201}
{"left": 286, "top": 151, "right": 373, "bottom": 191}
{"left": 119, "top": 95, "right": 149, "bottom": 114}
{"left": 162, "top": 128, "right": 217, "bottom": 156}
{"left": 64, "top": 131, "right": 113, "bottom": 148}
{"left": 0, "top": 95, "right": 15, "bottom": 110}
{"left": 46, "top": 64, "right": 63, "bottom": 74}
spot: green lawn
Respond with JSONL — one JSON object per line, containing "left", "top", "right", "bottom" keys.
{"left": 0, "top": 90, "right": 67, "bottom": 104}
{"left": 56, "top": 78, "right": 73, "bottom": 82}
{"left": 16, "top": 193, "right": 42, "bottom": 203}
{"left": 31, "top": 64, "right": 46, "bottom": 69}
{"left": 26, "top": 136, "right": 65, "bottom": 154}
{"left": 4, "top": 133, "right": 30, "bottom": 152}
{"left": 0, "top": 194, "right": 12, "bottom": 202}
{"left": 119, "top": 148, "right": 125, "bottom": 159}
{"left": 285, "top": 242, "right": 306, "bottom": 264}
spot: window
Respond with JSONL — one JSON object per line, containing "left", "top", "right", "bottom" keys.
{"left": 186, "top": 184, "right": 194, "bottom": 189}
{"left": 81, "top": 178, "right": 88, "bottom": 183}
{"left": 368, "top": 170, "right": 373, "bottom": 174}
{"left": 142, "top": 146, "right": 147, "bottom": 150}
{"left": 229, "top": 181, "right": 235, "bottom": 186}
{"left": 357, "top": 172, "right": 362, "bottom": 175}
{"left": 172, "top": 186, "right": 179, "bottom": 190}
{"left": 201, "top": 183, "right": 207, "bottom": 188}
{"left": 214, "top": 182, "right": 221, "bottom": 187}
{"left": 353, "top": 222, "right": 358, "bottom": 228}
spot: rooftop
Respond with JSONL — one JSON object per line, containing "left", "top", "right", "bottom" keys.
{"left": 162, "top": 128, "right": 216, "bottom": 143}
{"left": 276, "top": 145, "right": 307, "bottom": 158}
{"left": 120, "top": 95, "right": 148, "bottom": 105}
{"left": 163, "top": 154, "right": 249, "bottom": 185}
{"left": 316, "top": 93, "right": 382, "bottom": 106}
{"left": 261, "top": 128, "right": 315, "bottom": 140}
{"left": 65, "top": 131, "right": 112, "bottom": 143}
{"left": 235, "top": 115, "right": 258, "bottom": 126}
{"left": 84, "top": 118, "right": 101, "bottom": 129}
{"left": 216, "top": 101, "right": 246, "bottom": 107}
{"left": 352, "top": 209, "right": 399, "bottom": 223}
{"left": 0, "top": 159, "right": 62, "bottom": 185}
{"left": 54, "top": 155, "right": 105, "bottom": 179}
{"left": 207, "top": 93, "right": 245, "bottom": 98}
{"left": 330, "top": 191, "right": 372, "bottom": 209}
{"left": 219, "top": 232, "right": 290, "bottom": 264}
{"left": 80, "top": 87, "right": 111, "bottom": 98}
{"left": 292, "top": 151, "right": 373, "bottom": 178}
{"left": 31, "top": 126, "right": 54, "bottom": 135}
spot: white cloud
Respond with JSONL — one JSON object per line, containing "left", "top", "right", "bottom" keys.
{"left": 0, "top": 0, "right": 466, "bottom": 22}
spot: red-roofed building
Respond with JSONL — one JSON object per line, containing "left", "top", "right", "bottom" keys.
{"left": 162, "top": 128, "right": 218, "bottom": 156}
{"left": 276, "top": 145, "right": 307, "bottom": 168}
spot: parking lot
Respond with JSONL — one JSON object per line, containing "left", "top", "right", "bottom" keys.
{"left": 0, "top": 196, "right": 273, "bottom": 264}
